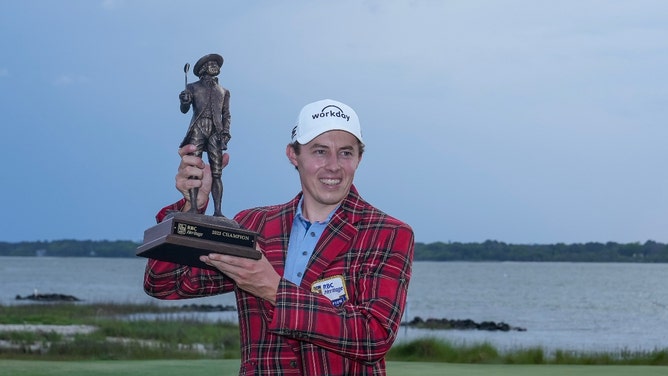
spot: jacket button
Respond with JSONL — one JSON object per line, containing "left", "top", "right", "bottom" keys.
{"left": 290, "top": 360, "right": 298, "bottom": 368}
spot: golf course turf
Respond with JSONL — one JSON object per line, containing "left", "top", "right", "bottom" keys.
{"left": 1, "top": 359, "right": 667, "bottom": 376}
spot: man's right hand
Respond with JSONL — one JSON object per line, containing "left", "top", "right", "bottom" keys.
{"left": 176, "top": 144, "right": 218, "bottom": 212}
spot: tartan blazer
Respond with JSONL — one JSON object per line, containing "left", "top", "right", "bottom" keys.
{"left": 144, "top": 185, "right": 414, "bottom": 375}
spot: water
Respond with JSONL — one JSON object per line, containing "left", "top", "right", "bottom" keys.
{"left": 1, "top": 257, "right": 667, "bottom": 353}
{"left": 0, "top": 257, "right": 237, "bottom": 309}
{"left": 400, "top": 262, "right": 668, "bottom": 353}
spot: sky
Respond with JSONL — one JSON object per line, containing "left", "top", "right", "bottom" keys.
{"left": 1, "top": 0, "right": 667, "bottom": 245}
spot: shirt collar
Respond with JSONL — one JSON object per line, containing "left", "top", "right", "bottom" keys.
{"left": 295, "top": 196, "right": 339, "bottom": 226}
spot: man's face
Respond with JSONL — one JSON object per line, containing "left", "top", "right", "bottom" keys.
{"left": 204, "top": 60, "right": 220, "bottom": 76}
{"left": 286, "top": 130, "right": 362, "bottom": 220}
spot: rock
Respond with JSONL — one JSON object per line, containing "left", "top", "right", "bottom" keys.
{"left": 403, "top": 316, "right": 526, "bottom": 332}
{"left": 15, "top": 293, "right": 81, "bottom": 302}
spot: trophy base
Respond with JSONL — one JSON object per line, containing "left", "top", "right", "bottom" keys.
{"left": 136, "top": 212, "right": 261, "bottom": 270}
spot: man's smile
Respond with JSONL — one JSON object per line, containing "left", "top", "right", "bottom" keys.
{"left": 320, "top": 178, "right": 342, "bottom": 186}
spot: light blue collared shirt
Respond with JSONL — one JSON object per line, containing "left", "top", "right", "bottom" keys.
{"left": 284, "top": 198, "right": 338, "bottom": 285}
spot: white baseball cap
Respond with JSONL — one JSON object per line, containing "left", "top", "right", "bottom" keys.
{"left": 291, "top": 99, "right": 364, "bottom": 145}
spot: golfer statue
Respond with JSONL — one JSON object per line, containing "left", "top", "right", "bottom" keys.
{"left": 178, "top": 53, "right": 231, "bottom": 217}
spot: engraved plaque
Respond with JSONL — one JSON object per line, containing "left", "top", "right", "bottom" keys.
{"left": 137, "top": 212, "right": 261, "bottom": 271}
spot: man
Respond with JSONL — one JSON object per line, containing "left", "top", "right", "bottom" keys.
{"left": 179, "top": 53, "right": 231, "bottom": 217}
{"left": 144, "top": 99, "right": 414, "bottom": 375}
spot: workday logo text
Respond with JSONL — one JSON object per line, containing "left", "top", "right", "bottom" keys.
{"left": 311, "top": 105, "right": 350, "bottom": 122}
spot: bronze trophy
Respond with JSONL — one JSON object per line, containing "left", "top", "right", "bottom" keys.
{"left": 137, "top": 54, "right": 261, "bottom": 269}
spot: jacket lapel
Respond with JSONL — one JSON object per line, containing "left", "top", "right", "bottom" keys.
{"left": 266, "top": 194, "right": 299, "bottom": 277}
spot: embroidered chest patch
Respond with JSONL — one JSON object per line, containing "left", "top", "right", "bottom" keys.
{"left": 311, "top": 275, "right": 348, "bottom": 307}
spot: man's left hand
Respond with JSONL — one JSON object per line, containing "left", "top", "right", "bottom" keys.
{"left": 200, "top": 251, "right": 281, "bottom": 305}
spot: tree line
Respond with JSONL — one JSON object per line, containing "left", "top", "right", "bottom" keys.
{"left": 415, "top": 240, "right": 668, "bottom": 262}
{"left": 1, "top": 239, "right": 667, "bottom": 262}
{"left": 0, "top": 240, "right": 139, "bottom": 258}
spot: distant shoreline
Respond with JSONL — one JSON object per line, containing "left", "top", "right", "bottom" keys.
{"left": 1, "top": 239, "right": 667, "bottom": 262}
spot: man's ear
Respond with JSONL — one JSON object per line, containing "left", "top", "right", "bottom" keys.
{"left": 286, "top": 144, "right": 298, "bottom": 167}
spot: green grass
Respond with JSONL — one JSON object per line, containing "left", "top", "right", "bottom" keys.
{"left": 1, "top": 360, "right": 667, "bottom": 376}
{"left": 0, "top": 302, "right": 189, "bottom": 324}
{"left": 0, "top": 303, "right": 240, "bottom": 360}
{"left": 1, "top": 303, "right": 667, "bottom": 365}
{"left": 387, "top": 337, "right": 668, "bottom": 365}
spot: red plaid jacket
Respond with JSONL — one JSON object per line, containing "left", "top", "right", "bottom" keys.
{"left": 144, "top": 186, "right": 414, "bottom": 375}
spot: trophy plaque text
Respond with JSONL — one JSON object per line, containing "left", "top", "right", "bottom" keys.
{"left": 137, "top": 212, "right": 261, "bottom": 270}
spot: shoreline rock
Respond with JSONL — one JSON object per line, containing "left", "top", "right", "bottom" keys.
{"left": 403, "top": 316, "right": 527, "bottom": 332}
{"left": 15, "top": 293, "right": 81, "bottom": 302}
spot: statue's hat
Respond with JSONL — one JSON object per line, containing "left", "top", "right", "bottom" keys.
{"left": 194, "top": 53, "right": 224, "bottom": 77}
